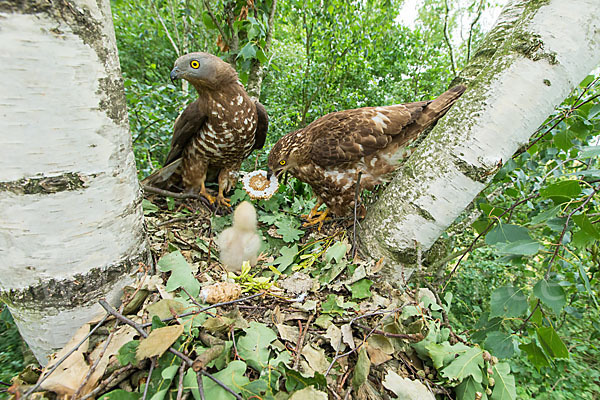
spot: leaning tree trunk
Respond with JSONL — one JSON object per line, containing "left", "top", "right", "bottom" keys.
{"left": 0, "top": 1, "right": 150, "bottom": 364}
{"left": 358, "top": 0, "right": 600, "bottom": 283}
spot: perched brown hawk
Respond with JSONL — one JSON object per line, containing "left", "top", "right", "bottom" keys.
{"left": 267, "top": 85, "right": 466, "bottom": 226}
{"left": 144, "top": 52, "right": 268, "bottom": 207}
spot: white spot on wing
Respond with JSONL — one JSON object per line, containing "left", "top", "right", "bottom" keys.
{"left": 371, "top": 112, "right": 389, "bottom": 129}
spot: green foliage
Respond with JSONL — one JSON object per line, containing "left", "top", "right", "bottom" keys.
{"left": 0, "top": 306, "right": 25, "bottom": 389}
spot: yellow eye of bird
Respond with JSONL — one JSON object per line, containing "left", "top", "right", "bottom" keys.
{"left": 190, "top": 60, "right": 200, "bottom": 69}
{"left": 279, "top": 160, "right": 286, "bottom": 166}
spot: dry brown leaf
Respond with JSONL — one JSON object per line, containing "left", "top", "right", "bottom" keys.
{"left": 136, "top": 324, "right": 184, "bottom": 361}
{"left": 276, "top": 324, "right": 300, "bottom": 343}
{"left": 79, "top": 325, "right": 137, "bottom": 396}
{"left": 341, "top": 323, "right": 355, "bottom": 349}
{"left": 324, "top": 324, "right": 344, "bottom": 352}
{"left": 199, "top": 282, "right": 241, "bottom": 304}
{"left": 301, "top": 343, "right": 329, "bottom": 374}
{"left": 147, "top": 298, "right": 187, "bottom": 320}
{"left": 40, "top": 323, "right": 91, "bottom": 395}
{"left": 366, "top": 343, "right": 392, "bottom": 366}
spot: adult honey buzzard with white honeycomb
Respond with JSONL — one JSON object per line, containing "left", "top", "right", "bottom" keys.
{"left": 267, "top": 85, "right": 466, "bottom": 226}
{"left": 144, "top": 52, "right": 268, "bottom": 207}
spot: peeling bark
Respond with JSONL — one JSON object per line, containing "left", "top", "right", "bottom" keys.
{"left": 0, "top": 0, "right": 150, "bottom": 363}
{"left": 358, "top": 0, "right": 600, "bottom": 284}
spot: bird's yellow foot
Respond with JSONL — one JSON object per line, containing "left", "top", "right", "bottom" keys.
{"left": 301, "top": 201, "right": 323, "bottom": 220}
{"left": 199, "top": 188, "right": 216, "bottom": 204}
{"left": 302, "top": 209, "right": 330, "bottom": 231}
{"left": 216, "top": 195, "right": 232, "bottom": 208}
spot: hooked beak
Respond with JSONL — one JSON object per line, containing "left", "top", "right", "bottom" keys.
{"left": 170, "top": 66, "right": 180, "bottom": 85}
{"left": 266, "top": 168, "right": 273, "bottom": 180}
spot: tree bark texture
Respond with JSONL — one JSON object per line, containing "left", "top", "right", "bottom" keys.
{"left": 358, "top": 0, "right": 600, "bottom": 284}
{"left": 0, "top": 0, "right": 151, "bottom": 363}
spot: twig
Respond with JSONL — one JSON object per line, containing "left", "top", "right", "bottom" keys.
{"left": 151, "top": 2, "right": 180, "bottom": 55}
{"left": 157, "top": 216, "right": 195, "bottom": 227}
{"left": 196, "top": 372, "right": 205, "bottom": 400}
{"left": 353, "top": 323, "right": 424, "bottom": 341}
{"left": 24, "top": 314, "right": 109, "bottom": 398}
{"left": 140, "top": 292, "right": 264, "bottom": 328}
{"left": 442, "top": 0, "right": 457, "bottom": 76}
{"left": 466, "top": 0, "right": 484, "bottom": 62}
{"left": 442, "top": 193, "right": 539, "bottom": 292}
{"left": 73, "top": 321, "right": 119, "bottom": 398}
{"left": 98, "top": 300, "right": 242, "bottom": 400}
{"left": 142, "top": 358, "right": 155, "bottom": 400}
{"left": 202, "top": 0, "right": 229, "bottom": 48}
{"left": 293, "top": 314, "right": 313, "bottom": 369}
{"left": 176, "top": 362, "right": 186, "bottom": 400}
{"left": 352, "top": 172, "right": 363, "bottom": 259}
{"left": 143, "top": 185, "right": 200, "bottom": 200}
{"left": 79, "top": 364, "right": 136, "bottom": 400}
{"left": 545, "top": 186, "right": 599, "bottom": 279}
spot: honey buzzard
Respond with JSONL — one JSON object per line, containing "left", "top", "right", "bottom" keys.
{"left": 144, "top": 52, "right": 268, "bottom": 207}
{"left": 267, "top": 85, "right": 466, "bottom": 226}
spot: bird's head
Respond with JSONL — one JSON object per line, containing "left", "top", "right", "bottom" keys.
{"left": 267, "top": 132, "right": 305, "bottom": 179}
{"left": 170, "top": 52, "right": 237, "bottom": 90}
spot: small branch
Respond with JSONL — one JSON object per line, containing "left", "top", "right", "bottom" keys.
{"left": 545, "top": 185, "right": 599, "bottom": 279}
{"left": 443, "top": 0, "right": 457, "bottom": 76}
{"left": 140, "top": 292, "right": 264, "bottom": 328}
{"left": 466, "top": 0, "right": 484, "bottom": 62}
{"left": 202, "top": 0, "right": 229, "bottom": 49}
{"left": 143, "top": 185, "right": 200, "bottom": 199}
{"left": 24, "top": 314, "right": 109, "bottom": 398}
{"left": 151, "top": 2, "right": 180, "bottom": 56}
{"left": 79, "top": 364, "right": 136, "bottom": 400}
{"left": 293, "top": 314, "right": 313, "bottom": 369}
{"left": 352, "top": 172, "right": 363, "bottom": 259}
{"left": 442, "top": 193, "right": 539, "bottom": 291}
{"left": 142, "top": 358, "right": 155, "bottom": 400}
{"left": 353, "top": 323, "right": 424, "bottom": 341}
{"left": 98, "top": 300, "right": 242, "bottom": 400}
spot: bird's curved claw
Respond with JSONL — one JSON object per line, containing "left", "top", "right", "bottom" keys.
{"left": 216, "top": 195, "right": 232, "bottom": 208}
{"left": 199, "top": 189, "right": 216, "bottom": 204}
{"left": 302, "top": 209, "right": 330, "bottom": 231}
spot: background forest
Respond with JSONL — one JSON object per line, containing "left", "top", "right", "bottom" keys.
{"left": 1, "top": 0, "right": 599, "bottom": 399}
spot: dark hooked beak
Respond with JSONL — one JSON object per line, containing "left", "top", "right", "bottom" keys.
{"left": 266, "top": 168, "right": 273, "bottom": 180}
{"left": 170, "top": 67, "right": 180, "bottom": 85}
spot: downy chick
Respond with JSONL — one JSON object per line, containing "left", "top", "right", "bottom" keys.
{"left": 216, "top": 201, "right": 261, "bottom": 272}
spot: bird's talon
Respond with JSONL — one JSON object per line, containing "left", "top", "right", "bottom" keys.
{"left": 216, "top": 196, "right": 232, "bottom": 208}
{"left": 302, "top": 209, "right": 330, "bottom": 231}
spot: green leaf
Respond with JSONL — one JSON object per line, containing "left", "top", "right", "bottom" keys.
{"left": 351, "top": 347, "right": 371, "bottom": 389}
{"left": 537, "top": 326, "right": 569, "bottom": 359}
{"left": 202, "top": 11, "right": 216, "bottom": 29}
{"left": 441, "top": 347, "right": 484, "bottom": 382}
{"left": 236, "top": 322, "right": 277, "bottom": 371}
{"left": 256, "top": 47, "right": 268, "bottom": 63}
{"left": 519, "top": 342, "right": 550, "bottom": 370}
{"left": 553, "top": 129, "right": 574, "bottom": 151}
{"left": 496, "top": 239, "right": 540, "bottom": 256}
{"left": 533, "top": 279, "right": 566, "bottom": 314}
{"left": 203, "top": 361, "right": 250, "bottom": 399}
{"left": 491, "top": 362, "right": 516, "bottom": 400}
{"left": 455, "top": 377, "right": 487, "bottom": 400}
{"left": 117, "top": 340, "right": 139, "bottom": 366}
{"left": 540, "top": 180, "right": 582, "bottom": 203}
{"left": 573, "top": 214, "right": 600, "bottom": 239}
{"left": 321, "top": 294, "right": 345, "bottom": 316}
{"left": 425, "top": 341, "right": 470, "bottom": 369}
{"left": 485, "top": 224, "right": 531, "bottom": 245}
{"left": 580, "top": 145, "right": 600, "bottom": 158}
{"left": 325, "top": 241, "right": 348, "bottom": 263}
{"left": 484, "top": 331, "right": 515, "bottom": 359}
{"left": 158, "top": 251, "right": 200, "bottom": 297}
{"left": 349, "top": 279, "right": 373, "bottom": 299}
{"left": 142, "top": 199, "right": 159, "bottom": 215}
{"left": 238, "top": 42, "right": 257, "bottom": 60}
{"left": 490, "top": 286, "right": 528, "bottom": 318}
{"left": 530, "top": 205, "right": 561, "bottom": 225}
{"left": 99, "top": 390, "right": 141, "bottom": 400}
{"left": 282, "top": 367, "right": 327, "bottom": 392}
{"left": 273, "top": 244, "right": 298, "bottom": 270}
{"left": 276, "top": 223, "right": 305, "bottom": 243}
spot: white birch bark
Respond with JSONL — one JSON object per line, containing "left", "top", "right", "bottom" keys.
{"left": 0, "top": 0, "right": 150, "bottom": 363}
{"left": 359, "top": 0, "right": 600, "bottom": 283}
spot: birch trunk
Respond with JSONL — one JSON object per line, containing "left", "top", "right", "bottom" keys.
{"left": 0, "top": 0, "right": 150, "bottom": 364}
{"left": 358, "top": 0, "right": 600, "bottom": 284}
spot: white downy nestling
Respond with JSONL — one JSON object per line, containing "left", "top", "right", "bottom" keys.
{"left": 216, "top": 201, "right": 262, "bottom": 272}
